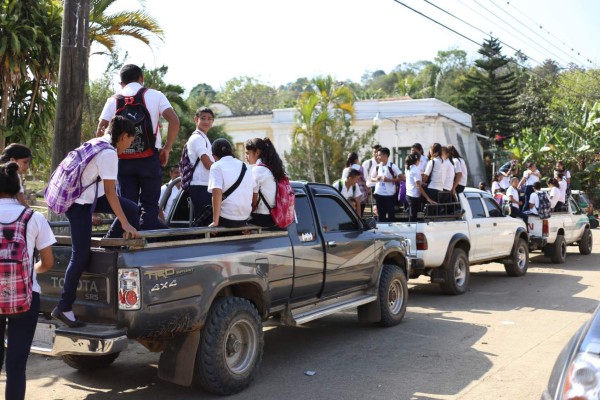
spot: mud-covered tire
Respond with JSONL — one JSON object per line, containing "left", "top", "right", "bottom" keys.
{"left": 62, "top": 353, "right": 119, "bottom": 371}
{"left": 549, "top": 235, "right": 567, "bottom": 264}
{"left": 579, "top": 228, "right": 593, "bottom": 255}
{"left": 195, "top": 297, "right": 263, "bottom": 395}
{"left": 377, "top": 264, "right": 408, "bottom": 327}
{"left": 439, "top": 248, "right": 470, "bottom": 295}
{"left": 504, "top": 238, "right": 529, "bottom": 276}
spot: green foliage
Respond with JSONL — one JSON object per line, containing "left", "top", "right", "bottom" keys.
{"left": 215, "top": 76, "right": 282, "bottom": 115}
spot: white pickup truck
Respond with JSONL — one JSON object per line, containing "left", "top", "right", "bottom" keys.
{"left": 527, "top": 195, "right": 593, "bottom": 263}
{"left": 378, "top": 188, "right": 529, "bottom": 295}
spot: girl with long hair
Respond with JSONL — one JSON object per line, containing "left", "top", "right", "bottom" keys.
{"left": 447, "top": 144, "right": 468, "bottom": 194}
{"left": 342, "top": 152, "right": 368, "bottom": 216}
{"left": 405, "top": 153, "right": 436, "bottom": 222}
{"left": 245, "top": 137, "right": 287, "bottom": 227}
{"left": 0, "top": 144, "right": 33, "bottom": 207}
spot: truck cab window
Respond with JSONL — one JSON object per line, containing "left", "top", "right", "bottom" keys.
{"left": 314, "top": 196, "right": 359, "bottom": 232}
{"left": 294, "top": 194, "right": 317, "bottom": 242}
{"left": 483, "top": 197, "right": 503, "bottom": 217}
{"left": 466, "top": 196, "right": 486, "bottom": 218}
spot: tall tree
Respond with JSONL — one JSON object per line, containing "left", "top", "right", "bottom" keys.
{"left": 0, "top": 0, "right": 62, "bottom": 150}
{"left": 462, "top": 38, "right": 521, "bottom": 145}
{"left": 216, "top": 76, "right": 281, "bottom": 115}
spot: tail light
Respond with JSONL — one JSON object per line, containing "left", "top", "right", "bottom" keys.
{"left": 118, "top": 268, "right": 140, "bottom": 310}
{"left": 561, "top": 353, "right": 600, "bottom": 400}
{"left": 416, "top": 233, "right": 428, "bottom": 251}
{"left": 543, "top": 219, "right": 549, "bottom": 237}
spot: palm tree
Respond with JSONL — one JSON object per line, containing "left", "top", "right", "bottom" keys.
{"left": 293, "top": 92, "right": 327, "bottom": 182}
{"left": 88, "top": 0, "right": 164, "bottom": 58}
{"left": 0, "top": 0, "right": 62, "bottom": 150}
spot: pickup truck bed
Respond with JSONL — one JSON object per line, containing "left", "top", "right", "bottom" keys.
{"left": 33, "top": 182, "right": 409, "bottom": 395}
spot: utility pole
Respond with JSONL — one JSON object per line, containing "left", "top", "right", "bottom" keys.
{"left": 51, "top": 0, "right": 90, "bottom": 171}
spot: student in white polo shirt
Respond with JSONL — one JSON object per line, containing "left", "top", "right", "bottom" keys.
{"left": 208, "top": 139, "right": 255, "bottom": 228}
{"left": 361, "top": 144, "right": 381, "bottom": 206}
{"left": 334, "top": 169, "right": 363, "bottom": 215}
{"left": 422, "top": 143, "right": 445, "bottom": 204}
{"left": 186, "top": 107, "right": 215, "bottom": 221}
{"left": 371, "top": 147, "right": 402, "bottom": 222}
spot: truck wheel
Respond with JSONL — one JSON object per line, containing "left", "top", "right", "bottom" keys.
{"left": 504, "top": 238, "right": 529, "bottom": 276}
{"left": 377, "top": 264, "right": 408, "bottom": 327}
{"left": 549, "top": 235, "right": 567, "bottom": 264}
{"left": 62, "top": 353, "right": 120, "bottom": 371}
{"left": 439, "top": 248, "right": 470, "bottom": 295}
{"left": 579, "top": 228, "right": 593, "bottom": 255}
{"left": 195, "top": 297, "right": 264, "bottom": 395}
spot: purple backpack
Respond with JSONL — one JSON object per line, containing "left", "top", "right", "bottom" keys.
{"left": 44, "top": 138, "right": 114, "bottom": 214}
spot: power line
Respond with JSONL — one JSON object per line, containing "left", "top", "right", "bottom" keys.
{"left": 504, "top": 1, "right": 593, "bottom": 65}
{"left": 486, "top": 0, "right": 580, "bottom": 66}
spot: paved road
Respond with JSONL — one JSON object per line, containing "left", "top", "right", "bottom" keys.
{"left": 4, "top": 240, "right": 599, "bottom": 400}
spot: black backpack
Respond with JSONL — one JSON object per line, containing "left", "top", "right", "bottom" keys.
{"left": 115, "top": 87, "right": 156, "bottom": 159}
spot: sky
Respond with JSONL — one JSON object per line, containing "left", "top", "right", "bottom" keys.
{"left": 89, "top": 0, "right": 600, "bottom": 95}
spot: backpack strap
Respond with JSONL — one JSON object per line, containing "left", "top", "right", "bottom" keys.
{"left": 222, "top": 163, "right": 247, "bottom": 200}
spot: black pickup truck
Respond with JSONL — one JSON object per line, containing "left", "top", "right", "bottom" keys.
{"left": 33, "top": 182, "right": 409, "bottom": 395}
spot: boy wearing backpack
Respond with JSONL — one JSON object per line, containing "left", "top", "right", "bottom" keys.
{"left": 1, "top": 161, "right": 55, "bottom": 400}
{"left": 50, "top": 116, "right": 140, "bottom": 328}
{"left": 334, "top": 169, "right": 363, "bottom": 216}
{"left": 96, "top": 64, "right": 180, "bottom": 231}
{"left": 371, "top": 147, "right": 403, "bottom": 222}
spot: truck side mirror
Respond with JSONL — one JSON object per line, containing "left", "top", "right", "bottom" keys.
{"left": 363, "top": 217, "right": 377, "bottom": 230}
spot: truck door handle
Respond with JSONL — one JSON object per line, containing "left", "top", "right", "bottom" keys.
{"left": 493, "top": 222, "right": 497, "bottom": 226}
{"left": 476, "top": 224, "right": 480, "bottom": 228}
{"left": 327, "top": 241, "right": 337, "bottom": 248}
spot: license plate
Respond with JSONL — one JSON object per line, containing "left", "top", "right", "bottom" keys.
{"left": 31, "top": 322, "right": 56, "bottom": 351}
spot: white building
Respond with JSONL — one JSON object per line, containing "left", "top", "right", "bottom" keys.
{"left": 213, "top": 98, "right": 486, "bottom": 186}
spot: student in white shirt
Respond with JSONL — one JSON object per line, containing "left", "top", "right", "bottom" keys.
{"left": 342, "top": 152, "right": 368, "bottom": 216}
{"left": 448, "top": 144, "right": 468, "bottom": 194}
{"left": 97, "top": 64, "right": 180, "bottom": 231}
{"left": 208, "top": 139, "right": 255, "bottom": 228}
{"left": 422, "top": 143, "right": 445, "bottom": 204}
{"left": 186, "top": 107, "right": 215, "bottom": 221}
{"left": 519, "top": 161, "right": 541, "bottom": 210}
{"left": 410, "top": 143, "right": 429, "bottom": 176}
{"left": 0, "top": 161, "right": 56, "bottom": 400}
{"left": 525, "top": 181, "right": 542, "bottom": 215}
{"left": 547, "top": 178, "right": 561, "bottom": 209}
{"left": 491, "top": 172, "right": 503, "bottom": 195}
{"left": 159, "top": 166, "right": 182, "bottom": 219}
{"left": 361, "top": 144, "right": 381, "bottom": 205}
{"left": 441, "top": 146, "right": 455, "bottom": 198}
{"left": 506, "top": 176, "right": 528, "bottom": 225}
{"left": 554, "top": 161, "right": 571, "bottom": 187}
{"left": 334, "top": 169, "right": 363, "bottom": 216}
{"left": 371, "top": 147, "right": 403, "bottom": 222}
{"left": 554, "top": 173, "right": 568, "bottom": 211}
{"left": 245, "top": 137, "right": 287, "bottom": 227}
{"left": 53, "top": 116, "right": 140, "bottom": 328}
{"left": 405, "top": 153, "right": 436, "bottom": 222}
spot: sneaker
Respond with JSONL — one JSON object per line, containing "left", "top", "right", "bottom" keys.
{"left": 51, "top": 307, "right": 85, "bottom": 328}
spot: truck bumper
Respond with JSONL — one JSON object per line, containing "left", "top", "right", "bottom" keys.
{"left": 407, "top": 256, "right": 424, "bottom": 271}
{"left": 529, "top": 236, "right": 547, "bottom": 251}
{"left": 31, "top": 318, "right": 128, "bottom": 357}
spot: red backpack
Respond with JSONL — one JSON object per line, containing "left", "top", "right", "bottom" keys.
{"left": 258, "top": 165, "right": 295, "bottom": 228}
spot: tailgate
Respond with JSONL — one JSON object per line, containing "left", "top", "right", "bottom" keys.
{"left": 38, "top": 244, "right": 119, "bottom": 324}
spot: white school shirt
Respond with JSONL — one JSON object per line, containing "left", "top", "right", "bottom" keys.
{"left": 499, "top": 175, "right": 511, "bottom": 189}
{"left": 338, "top": 180, "right": 363, "bottom": 200}
{"left": 160, "top": 181, "right": 181, "bottom": 217}
{"left": 208, "top": 156, "right": 255, "bottom": 221}
{"left": 99, "top": 82, "right": 173, "bottom": 149}
{"left": 523, "top": 169, "right": 540, "bottom": 186}
{"left": 491, "top": 181, "right": 502, "bottom": 194}
{"left": 251, "top": 159, "right": 277, "bottom": 215}
{"left": 526, "top": 191, "right": 539, "bottom": 215}
{"left": 0, "top": 199, "right": 56, "bottom": 294}
{"left": 186, "top": 130, "right": 214, "bottom": 186}
{"left": 75, "top": 136, "right": 118, "bottom": 205}
{"left": 424, "top": 157, "right": 444, "bottom": 191}
{"left": 372, "top": 161, "right": 402, "bottom": 196}
{"left": 506, "top": 186, "right": 520, "bottom": 207}
{"left": 442, "top": 158, "right": 455, "bottom": 191}
{"left": 419, "top": 154, "right": 428, "bottom": 175}
{"left": 549, "top": 187, "right": 561, "bottom": 208}
{"left": 405, "top": 164, "right": 421, "bottom": 198}
{"left": 558, "top": 180, "right": 567, "bottom": 203}
{"left": 361, "top": 158, "right": 378, "bottom": 188}
{"left": 342, "top": 164, "right": 361, "bottom": 179}
{"left": 454, "top": 158, "right": 468, "bottom": 186}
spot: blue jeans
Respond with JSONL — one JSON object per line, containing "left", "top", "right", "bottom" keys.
{"left": 0, "top": 292, "right": 40, "bottom": 400}
{"left": 58, "top": 195, "right": 139, "bottom": 312}
{"left": 189, "top": 185, "right": 212, "bottom": 220}
{"left": 375, "top": 194, "right": 396, "bottom": 222}
{"left": 118, "top": 151, "right": 166, "bottom": 230}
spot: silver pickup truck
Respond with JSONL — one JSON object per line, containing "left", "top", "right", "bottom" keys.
{"left": 33, "top": 182, "right": 409, "bottom": 395}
